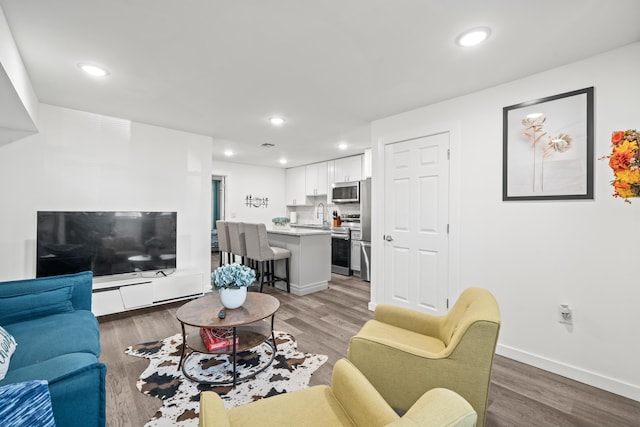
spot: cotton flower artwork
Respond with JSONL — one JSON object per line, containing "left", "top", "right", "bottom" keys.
{"left": 543, "top": 133, "right": 573, "bottom": 192}
{"left": 603, "top": 129, "right": 640, "bottom": 203}
{"left": 522, "top": 114, "right": 573, "bottom": 192}
{"left": 504, "top": 87, "right": 593, "bottom": 201}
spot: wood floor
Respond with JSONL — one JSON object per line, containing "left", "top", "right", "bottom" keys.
{"left": 98, "top": 257, "right": 640, "bottom": 427}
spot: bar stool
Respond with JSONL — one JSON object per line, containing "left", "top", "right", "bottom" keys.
{"left": 227, "top": 221, "right": 247, "bottom": 265}
{"left": 215, "top": 220, "right": 231, "bottom": 266}
{"left": 244, "top": 222, "right": 290, "bottom": 293}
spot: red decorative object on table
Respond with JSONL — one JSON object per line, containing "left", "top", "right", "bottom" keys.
{"left": 199, "top": 327, "right": 238, "bottom": 351}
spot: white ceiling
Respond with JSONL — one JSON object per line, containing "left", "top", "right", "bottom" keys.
{"left": 1, "top": 0, "right": 639, "bottom": 168}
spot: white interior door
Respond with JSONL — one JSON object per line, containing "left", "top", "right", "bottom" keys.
{"left": 383, "top": 132, "right": 450, "bottom": 314}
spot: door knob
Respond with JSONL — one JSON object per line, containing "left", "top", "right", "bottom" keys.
{"left": 384, "top": 235, "right": 393, "bottom": 242}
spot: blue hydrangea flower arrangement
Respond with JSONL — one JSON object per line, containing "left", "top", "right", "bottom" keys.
{"left": 211, "top": 263, "right": 256, "bottom": 289}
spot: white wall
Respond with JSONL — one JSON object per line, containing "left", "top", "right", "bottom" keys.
{"left": 371, "top": 42, "right": 640, "bottom": 400}
{"left": 0, "top": 6, "right": 38, "bottom": 145}
{"left": 212, "top": 160, "right": 287, "bottom": 224}
{"left": 0, "top": 104, "right": 213, "bottom": 282}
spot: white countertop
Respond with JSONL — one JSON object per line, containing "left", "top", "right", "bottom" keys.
{"left": 266, "top": 224, "right": 331, "bottom": 236}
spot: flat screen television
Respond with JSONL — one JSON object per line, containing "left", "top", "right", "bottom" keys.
{"left": 36, "top": 211, "right": 177, "bottom": 278}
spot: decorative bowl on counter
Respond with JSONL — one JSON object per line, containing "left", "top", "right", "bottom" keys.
{"left": 272, "top": 217, "right": 290, "bottom": 227}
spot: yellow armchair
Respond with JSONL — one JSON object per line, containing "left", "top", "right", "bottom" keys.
{"left": 199, "top": 358, "right": 477, "bottom": 427}
{"left": 347, "top": 288, "right": 500, "bottom": 427}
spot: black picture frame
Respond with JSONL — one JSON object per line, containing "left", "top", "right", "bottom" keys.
{"left": 502, "top": 87, "right": 594, "bottom": 201}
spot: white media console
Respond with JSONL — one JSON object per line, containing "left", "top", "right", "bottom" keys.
{"left": 91, "top": 271, "right": 205, "bottom": 316}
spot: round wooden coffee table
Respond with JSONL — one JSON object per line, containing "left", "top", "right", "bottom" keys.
{"left": 176, "top": 291, "right": 280, "bottom": 386}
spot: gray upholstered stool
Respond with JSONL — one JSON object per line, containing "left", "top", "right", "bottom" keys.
{"left": 244, "top": 222, "right": 290, "bottom": 293}
{"left": 227, "top": 221, "right": 247, "bottom": 265}
{"left": 215, "top": 220, "right": 232, "bottom": 266}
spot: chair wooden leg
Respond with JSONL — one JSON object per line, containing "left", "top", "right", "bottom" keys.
{"left": 285, "top": 258, "right": 290, "bottom": 293}
{"left": 270, "top": 260, "right": 275, "bottom": 287}
{"left": 259, "top": 260, "right": 267, "bottom": 293}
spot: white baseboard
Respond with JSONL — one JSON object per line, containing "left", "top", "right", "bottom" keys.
{"left": 496, "top": 344, "right": 640, "bottom": 402}
{"left": 290, "top": 280, "right": 328, "bottom": 296}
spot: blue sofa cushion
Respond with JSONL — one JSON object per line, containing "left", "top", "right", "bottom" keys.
{"left": 0, "top": 352, "right": 100, "bottom": 385}
{"left": 0, "top": 326, "right": 17, "bottom": 381}
{"left": 1, "top": 354, "right": 107, "bottom": 427}
{"left": 0, "top": 354, "right": 106, "bottom": 427}
{"left": 0, "top": 285, "right": 74, "bottom": 326}
{"left": 4, "top": 311, "right": 100, "bottom": 370}
{"left": 0, "top": 271, "right": 93, "bottom": 312}
{"left": 0, "top": 380, "right": 56, "bottom": 427}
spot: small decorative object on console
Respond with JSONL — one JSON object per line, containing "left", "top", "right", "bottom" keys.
{"left": 272, "top": 217, "right": 290, "bottom": 227}
{"left": 602, "top": 129, "right": 640, "bottom": 203}
{"left": 199, "top": 327, "right": 239, "bottom": 351}
{"left": 212, "top": 264, "right": 256, "bottom": 290}
{"left": 212, "top": 263, "right": 256, "bottom": 309}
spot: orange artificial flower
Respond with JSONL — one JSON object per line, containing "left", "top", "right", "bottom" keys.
{"left": 609, "top": 150, "right": 634, "bottom": 172}
{"left": 614, "top": 181, "right": 634, "bottom": 198}
{"left": 611, "top": 131, "right": 626, "bottom": 144}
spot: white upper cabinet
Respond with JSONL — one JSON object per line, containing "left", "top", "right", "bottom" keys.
{"left": 363, "top": 148, "right": 372, "bottom": 179}
{"left": 333, "top": 155, "right": 363, "bottom": 183}
{"left": 285, "top": 166, "right": 307, "bottom": 206}
{"left": 305, "top": 161, "right": 328, "bottom": 196}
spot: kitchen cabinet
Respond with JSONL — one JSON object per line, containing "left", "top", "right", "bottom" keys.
{"left": 305, "top": 161, "right": 328, "bottom": 196}
{"left": 363, "top": 148, "right": 372, "bottom": 179}
{"left": 333, "top": 155, "right": 363, "bottom": 183}
{"left": 267, "top": 227, "right": 331, "bottom": 295}
{"left": 286, "top": 166, "right": 308, "bottom": 206}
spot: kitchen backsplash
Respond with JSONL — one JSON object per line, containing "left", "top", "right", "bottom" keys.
{"left": 288, "top": 200, "right": 360, "bottom": 224}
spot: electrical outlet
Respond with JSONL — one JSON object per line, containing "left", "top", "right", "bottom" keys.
{"left": 558, "top": 304, "right": 572, "bottom": 325}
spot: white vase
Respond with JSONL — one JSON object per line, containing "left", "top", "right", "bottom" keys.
{"left": 219, "top": 287, "right": 247, "bottom": 309}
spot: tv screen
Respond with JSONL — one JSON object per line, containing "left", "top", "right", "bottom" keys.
{"left": 36, "top": 211, "right": 177, "bottom": 278}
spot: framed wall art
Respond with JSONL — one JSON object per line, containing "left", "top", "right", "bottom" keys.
{"left": 502, "top": 87, "right": 594, "bottom": 201}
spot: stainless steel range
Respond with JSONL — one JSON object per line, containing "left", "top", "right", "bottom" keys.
{"left": 331, "top": 226, "right": 351, "bottom": 275}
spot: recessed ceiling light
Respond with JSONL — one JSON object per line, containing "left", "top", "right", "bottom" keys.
{"left": 338, "top": 142, "right": 348, "bottom": 150}
{"left": 279, "top": 158, "right": 288, "bottom": 165}
{"left": 269, "top": 116, "right": 285, "bottom": 126}
{"left": 78, "top": 63, "right": 109, "bottom": 77}
{"left": 456, "top": 27, "right": 491, "bottom": 47}
{"left": 224, "top": 149, "right": 234, "bottom": 157}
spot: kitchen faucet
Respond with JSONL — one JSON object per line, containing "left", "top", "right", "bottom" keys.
{"left": 317, "top": 202, "right": 326, "bottom": 225}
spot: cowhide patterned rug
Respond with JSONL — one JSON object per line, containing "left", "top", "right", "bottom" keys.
{"left": 126, "top": 331, "right": 327, "bottom": 427}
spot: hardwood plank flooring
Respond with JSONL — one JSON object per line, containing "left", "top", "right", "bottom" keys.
{"left": 98, "top": 255, "right": 640, "bottom": 426}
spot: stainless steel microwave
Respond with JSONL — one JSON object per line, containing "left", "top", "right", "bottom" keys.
{"left": 332, "top": 181, "right": 360, "bottom": 203}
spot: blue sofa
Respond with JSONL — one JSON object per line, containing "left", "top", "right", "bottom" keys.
{"left": 0, "top": 271, "right": 106, "bottom": 427}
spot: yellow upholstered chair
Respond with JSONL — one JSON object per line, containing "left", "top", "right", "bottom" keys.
{"left": 347, "top": 288, "right": 500, "bottom": 427}
{"left": 199, "top": 358, "right": 477, "bottom": 427}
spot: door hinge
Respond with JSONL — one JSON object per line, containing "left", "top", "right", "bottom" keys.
{"left": 447, "top": 149, "right": 450, "bottom": 160}
{"left": 446, "top": 298, "right": 449, "bottom": 309}
{"left": 446, "top": 223, "right": 449, "bottom": 234}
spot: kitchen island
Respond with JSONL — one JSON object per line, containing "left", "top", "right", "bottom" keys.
{"left": 266, "top": 225, "right": 331, "bottom": 296}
